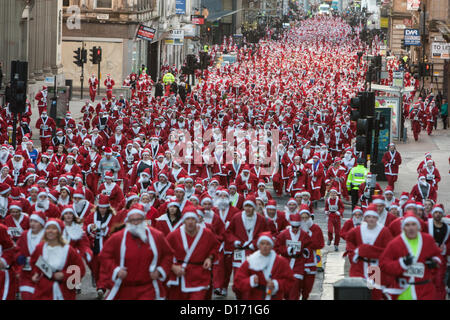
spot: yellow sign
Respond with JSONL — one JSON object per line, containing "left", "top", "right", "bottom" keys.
{"left": 380, "top": 17, "right": 389, "bottom": 29}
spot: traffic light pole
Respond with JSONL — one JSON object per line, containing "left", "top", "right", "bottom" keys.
{"left": 80, "top": 43, "right": 85, "bottom": 100}
{"left": 97, "top": 62, "right": 101, "bottom": 95}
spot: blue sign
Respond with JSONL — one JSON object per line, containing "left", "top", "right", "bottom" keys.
{"left": 176, "top": 0, "right": 186, "bottom": 14}
{"left": 404, "top": 29, "right": 421, "bottom": 46}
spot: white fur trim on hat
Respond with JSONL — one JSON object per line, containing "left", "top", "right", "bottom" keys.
{"left": 401, "top": 216, "right": 421, "bottom": 230}
{"left": 294, "top": 192, "right": 303, "bottom": 198}
{"left": 126, "top": 208, "right": 146, "bottom": 221}
{"left": 126, "top": 194, "right": 139, "bottom": 203}
{"left": 183, "top": 211, "right": 199, "bottom": 222}
{"left": 9, "top": 204, "right": 22, "bottom": 211}
{"left": 363, "top": 210, "right": 379, "bottom": 218}
{"left": 266, "top": 205, "right": 276, "bottom": 210}
{"left": 243, "top": 200, "right": 256, "bottom": 208}
{"left": 201, "top": 197, "right": 212, "bottom": 206}
{"left": 432, "top": 207, "right": 444, "bottom": 214}
{"left": 61, "top": 207, "right": 75, "bottom": 217}
{"left": 30, "top": 214, "right": 45, "bottom": 226}
{"left": 287, "top": 199, "right": 297, "bottom": 206}
{"left": 38, "top": 191, "right": 48, "bottom": 198}
{"left": 45, "top": 221, "right": 61, "bottom": 233}
{"left": 257, "top": 235, "right": 274, "bottom": 247}
{"left": 372, "top": 198, "right": 385, "bottom": 205}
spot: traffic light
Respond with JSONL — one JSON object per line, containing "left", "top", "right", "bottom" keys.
{"left": 73, "top": 47, "right": 82, "bottom": 67}
{"left": 90, "top": 46, "right": 97, "bottom": 64}
{"left": 350, "top": 94, "right": 362, "bottom": 121}
{"left": 419, "top": 62, "right": 432, "bottom": 77}
{"left": 81, "top": 48, "right": 87, "bottom": 64}
{"left": 90, "top": 46, "right": 102, "bottom": 64}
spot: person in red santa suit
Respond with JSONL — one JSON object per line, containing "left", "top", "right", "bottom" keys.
{"left": 410, "top": 176, "right": 437, "bottom": 204}
{"left": 166, "top": 206, "right": 219, "bottom": 300}
{"left": 97, "top": 171, "right": 125, "bottom": 212}
{"left": 409, "top": 104, "right": 424, "bottom": 141}
{"left": 208, "top": 144, "right": 228, "bottom": 187}
{"left": 226, "top": 151, "right": 244, "bottom": 182}
{"left": 7, "top": 152, "right": 28, "bottom": 186}
{"left": 104, "top": 74, "right": 115, "bottom": 101}
{"left": 280, "top": 145, "right": 296, "bottom": 194}
{"left": 358, "top": 173, "right": 383, "bottom": 209}
{"left": 325, "top": 157, "right": 349, "bottom": 200}
{"left": 60, "top": 153, "right": 81, "bottom": 178}
{"left": 154, "top": 201, "right": 183, "bottom": 237}
{"left": 275, "top": 209, "right": 312, "bottom": 300}
{"left": 235, "top": 165, "right": 258, "bottom": 197}
{"left": 341, "top": 207, "right": 364, "bottom": 241}
{"left": 4, "top": 201, "right": 29, "bottom": 242}
{"left": 382, "top": 143, "right": 402, "bottom": 191}
{"left": 325, "top": 188, "right": 345, "bottom": 251}
{"left": 380, "top": 212, "right": 443, "bottom": 300}
{"left": 264, "top": 199, "right": 289, "bottom": 236}
{"left": 304, "top": 153, "right": 325, "bottom": 204}
{"left": 35, "top": 111, "right": 56, "bottom": 152}
{"left": 426, "top": 204, "right": 450, "bottom": 299}
{"left": 344, "top": 204, "right": 393, "bottom": 299}
{"left": 88, "top": 74, "right": 99, "bottom": 102}
{"left": 211, "top": 189, "right": 240, "bottom": 297}
{"left": 286, "top": 155, "right": 306, "bottom": 197}
{"left": 108, "top": 126, "right": 127, "bottom": 152}
{"left": 81, "top": 101, "right": 94, "bottom": 130}
{"left": 34, "top": 86, "right": 48, "bottom": 115}
{"left": 419, "top": 158, "right": 441, "bottom": 191}
{"left": 0, "top": 222, "right": 19, "bottom": 300}
{"left": 30, "top": 190, "right": 61, "bottom": 220}
{"left": 71, "top": 185, "right": 95, "bottom": 221}
{"left": 306, "top": 122, "right": 324, "bottom": 150}
{"left": 99, "top": 204, "right": 174, "bottom": 300}
{"left": 28, "top": 218, "right": 85, "bottom": 300}
{"left": 15, "top": 211, "right": 46, "bottom": 299}
{"left": 169, "top": 161, "right": 188, "bottom": 185}
{"left": 416, "top": 153, "right": 434, "bottom": 174}
{"left": 227, "top": 195, "right": 269, "bottom": 299}
{"left": 299, "top": 207, "right": 324, "bottom": 300}
{"left": 234, "top": 232, "right": 295, "bottom": 300}
{"left": 252, "top": 180, "right": 273, "bottom": 205}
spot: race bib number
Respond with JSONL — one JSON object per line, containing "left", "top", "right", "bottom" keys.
{"left": 234, "top": 249, "right": 245, "bottom": 262}
{"left": 329, "top": 205, "right": 338, "bottom": 212}
{"left": 36, "top": 256, "right": 53, "bottom": 279}
{"left": 414, "top": 116, "right": 418, "bottom": 120}
{"left": 41, "top": 125, "right": 48, "bottom": 130}
{"left": 404, "top": 262, "right": 425, "bottom": 278}
{"left": 8, "top": 227, "right": 22, "bottom": 238}
{"left": 426, "top": 174, "right": 434, "bottom": 180}
{"left": 286, "top": 240, "right": 302, "bottom": 253}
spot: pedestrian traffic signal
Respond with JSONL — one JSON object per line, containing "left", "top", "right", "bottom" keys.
{"left": 81, "top": 48, "right": 87, "bottom": 64}
{"left": 350, "top": 95, "right": 361, "bottom": 121}
{"left": 419, "top": 62, "right": 432, "bottom": 77}
{"left": 90, "top": 46, "right": 96, "bottom": 64}
{"left": 73, "top": 48, "right": 82, "bottom": 67}
{"left": 96, "top": 47, "right": 102, "bottom": 64}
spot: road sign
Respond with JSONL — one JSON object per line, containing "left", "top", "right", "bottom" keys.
{"left": 432, "top": 42, "right": 450, "bottom": 59}
{"left": 392, "top": 71, "right": 404, "bottom": 88}
{"left": 404, "top": 29, "right": 421, "bottom": 46}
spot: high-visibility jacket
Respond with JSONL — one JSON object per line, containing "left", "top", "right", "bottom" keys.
{"left": 346, "top": 165, "right": 368, "bottom": 190}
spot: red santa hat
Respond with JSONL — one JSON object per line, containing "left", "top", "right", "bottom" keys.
{"left": 266, "top": 200, "right": 277, "bottom": 210}
{"left": 431, "top": 204, "right": 444, "bottom": 214}
{"left": 352, "top": 206, "right": 363, "bottom": 215}
{"left": 126, "top": 192, "right": 139, "bottom": 203}
{"left": 287, "top": 198, "right": 297, "bottom": 206}
{"left": 61, "top": 205, "right": 75, "bottom": 218}
{"left": 404, "top": 200, "right": 417, "bottom": 210}
{"left": 181, "top": 205, "right": 200, "bottom": 222}
{"left": 126, "top": 203, "right": 146, "bottom": 221}
{"left": 256, "top": 232, "right": 274, "bottom": 247}
{"left": 98, "top": 194, "right": 110, "bottom": 208}
{"left": 49, "top": 190, "right": 59, "bottom": 202}
{"left": 104, "top": 147, "right": 112, "bottom": 155}
{"left": 363, "top": 204, "right": 379, "bottom": 218}
{"left": 289, "top": 212, "right": 302, "bottom": 227}
{"left": 400, "top": 192, "right": 409, "bottom": 200}
{"left": 104, "top": 171, "right": 114, "bottom": 179}
{"left": 372, "top": 195, "right": 385, "bottom": 205}
{"left": 299, "top": 204, "right": 311, "bottom": 216}
{"left": 257, "top": 179, "right": 266, "bottom": 188}
{"left": 425, "top": 152, "right": 432, "bottom": 158}
{"left": 9, "top": 201, "right": 22, "bottom": 211}
{"left": 28, "top": 184, "right": 40, "bottom": 193}
{"left": 30, "top": 211, "right": 46, "bottom": 226}
{"left": 243, "top": 195, "right": 256, "bottom": 208}
{"left": 384, "top": 186, "right": 394, "bottom": 195}
{"left": 174, "top": 184, "right": 185, "bottom": 193}
{"left": 45, "top": 218, "right": 64, "bottom": 233}
{"left": 0, "top": 183, "right": 11, "bottom": 195}
{"left": 401, "top": 211, "right": 421, "bottom": 230}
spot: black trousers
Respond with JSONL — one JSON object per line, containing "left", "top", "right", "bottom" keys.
{"left": 351, "top": 188, "right": 359, "bottom": 210}
{"left": 443, "top": 115, "right": 448, "bottom": 129}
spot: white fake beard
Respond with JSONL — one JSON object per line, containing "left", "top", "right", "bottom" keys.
{"left": 300, "top": 218, "right": 313, "bottom": 232}
{"left": 139, "top": 177, "right": 150, "bottom": 184}
{"left": 139, "top": 201, "right": 151, "bottom": 213}
{"left": 36, "top": 199, "right": 49, "bottom": 211}
{"left": 216, "top": 199, "right": 230, "bottom": 211}
{"left": 126, "top": 222, "right": 148, "bottom": 243}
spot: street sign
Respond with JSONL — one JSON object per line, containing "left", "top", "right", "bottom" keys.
{"left": 136, "top": 24, "right": 156, "bottom": 41}
{"left": 404, "top": 29, "right": 421, "bottom": 46}
{"left": 165, "top": 29, "right": 184, "bottom": 45}
{"left": 176, "top": 0, "right": 186, "bottom": 14}
{"left": 44, "top": 76, "right": 55, "bottom": 84}
{"left": 407, "top": 0, "right": 420, "bottom": 10}
{"left": 432, "top": 42, "right": 450, "bottom": 59}
{"left": 392, "top": 71, "right": 404, "bottom": 88}
{"left": 191, "top": 15, "right": 204, "bottom": 25}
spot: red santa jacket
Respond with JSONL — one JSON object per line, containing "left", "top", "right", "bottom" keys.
{"left": 380, "top": 232, "right": 442, "bottom": 300}
{"left": 382, "top": 150, "right": 402, "bottom": 176}
{"left": 410, "top": 183, "right": 437, "bottom": 203}
{"left": 263, "top": 210, "right": 289, "bottom": 236}
{"left": 3, "top": 213, "right": 29, "bottom": 242}
{"left": 324, "top": 197, "right": 345, "bottom": 218}
{"left": 35, "top": 117, "right": 56, "bottom": 138}
{"left": 30, "top": 203, "right": 61, "bottom": 220}
{"left": 166, "top": 225, "right": 219, "bottom": 292}
{"left": 233, "top": 250, "right": 295, "bottom": 300}
{"left": 0, "top": 224, "right": 19, "bottom": 299}
{"left": 275, "top": 226, "right": 312, "bottom": 278}
{"left": 388, "top": 217, "right": 428, "bottom": 237}
{"left": 303, "top": 223, "right": 325, "bottom": 274}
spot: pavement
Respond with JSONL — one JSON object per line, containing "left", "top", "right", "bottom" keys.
{"left": 31, "top": 93, "right": 449, "bottom": 300}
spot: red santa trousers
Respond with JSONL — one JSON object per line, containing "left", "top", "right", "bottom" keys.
{"left": 299, "top": 274, "right": 315, "bottom": 300}
{"left": 0, "top": 269, "right": 16, "bottom": 300}
{"left": 427, "top": 122, "right": 433, "bottom": 135}
{"left": 287, "top": 278, "right": 304, "bottom": 300}
{"left": 385, "top": 175, "right": 397, "bottom": 189}
{"left": 212, "top": 253, "right": 233, "bottom": 290}
{"left": 89, "top": 87, "right": 96, "bottom": 102}
{"left": 272, "top": 173, "right": 284, "bottom": 196}
{"left": 327, "top": 215, "right": 341, "bottom": 246}
{"left": 112, "top": 282, "right": 158, "bottom": 300}
{"left": 433, "top": 261, "right": 447, "bottom": 300}
{"left": 106, "top": 89, "right": 113, "bottom": 101}
{"left": 40, "top": 137, "right": 51, "bottom": 152}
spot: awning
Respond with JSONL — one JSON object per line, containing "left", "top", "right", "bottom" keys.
{"left": 207, "top": 9, "right": 243, "bottom": 22}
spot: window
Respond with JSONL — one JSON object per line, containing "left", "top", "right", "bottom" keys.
{"left": 63, "top": 0, "right": 70, "bottom": 6}
{"left": 96, "top": 0, "right": 112, "bottom": 8}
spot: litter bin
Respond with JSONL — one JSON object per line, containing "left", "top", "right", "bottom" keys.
{"left": 333, "top": 277, "right": 372, "bottom": 300}
{"left": 65, "top": 79, "right": 73, "bottom": 101}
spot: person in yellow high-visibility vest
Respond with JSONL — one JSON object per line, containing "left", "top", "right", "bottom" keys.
{"left": 346, "top": 158, "right": 369, "bottom": 209}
